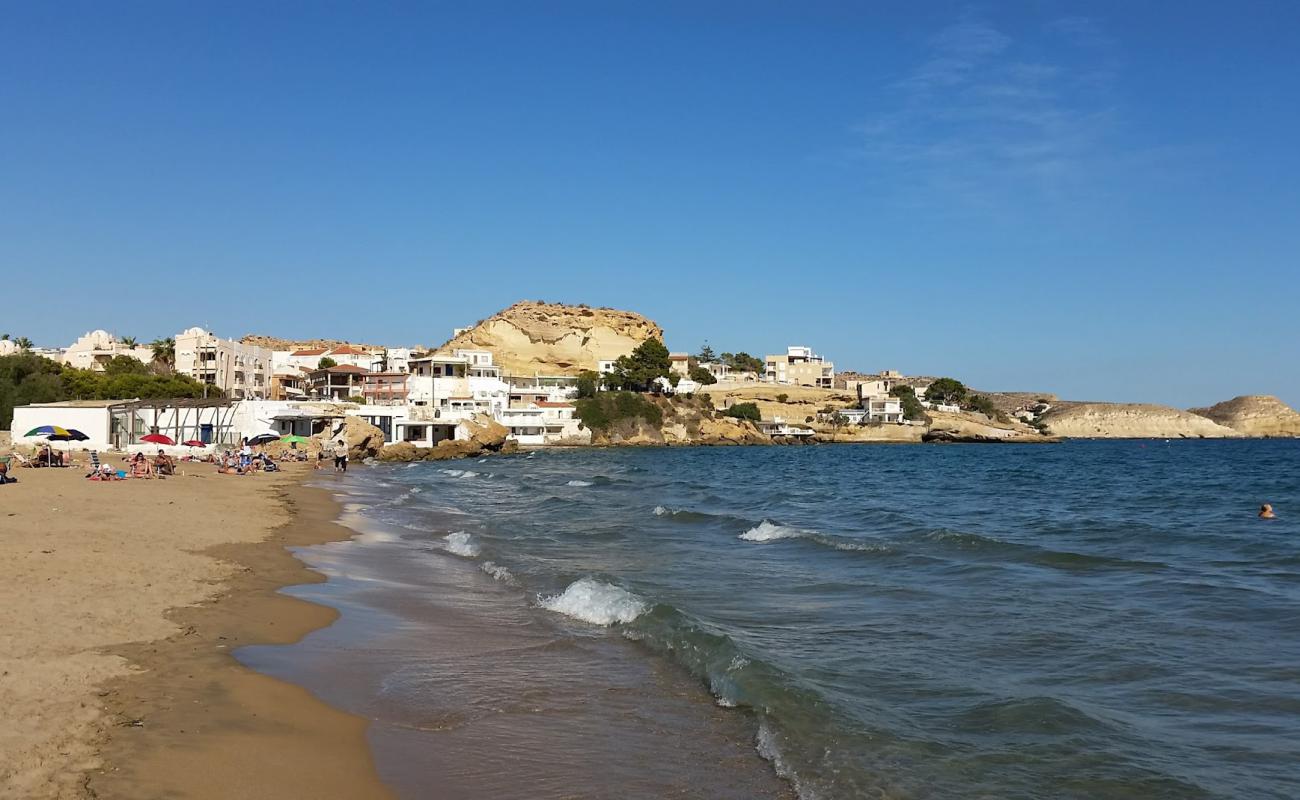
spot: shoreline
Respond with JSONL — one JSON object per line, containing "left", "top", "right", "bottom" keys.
{"left": 90, "top": 475, "right": 393, "bottom": 799}
{"left": 0, "top": 464, "right": 391, "bottom": 799}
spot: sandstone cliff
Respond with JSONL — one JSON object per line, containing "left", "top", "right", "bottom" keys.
{"left": 1188, "top": 395, "right": 1300, "bottom": 437}
{"left": 923, "top": 410, "right": 1055, "bottom": 443}
{"left": 1040, "top": 403, "right": 1240, "bottom": 439}
{"left": 437, "top": 301, "right": 663, "bottom": 377}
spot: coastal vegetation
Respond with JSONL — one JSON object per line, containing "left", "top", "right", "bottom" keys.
{"left": 924, "top": 378, "right": 967, "bottom": 405}
{"left": 601, "top": 339, "right": 672, "bottom": 392}
{"left": 723, "top": 402, "right": 761, "bottom": 422}
{"left": 0, "top": 353, "right": 213, "bottom": 429}
{"left": 889, "top": 385, "right": 928, "bottom": 421}
{"left": 688, "top": 365, "right": 717, "bottom": 385}
{"left": 719, "top": 351, "right": 764, "bottom": 373}
{"left": 574, "top": 390, "right": 664, "bottom": 431}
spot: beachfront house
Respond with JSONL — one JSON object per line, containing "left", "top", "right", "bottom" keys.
{"left": 764, "top": 346, "right": 834, "bottom": 388}
{"left": 756, "top": 416, "right": 816, "bottom": 438}
{"left": 307, "top": 364, "right": 369, "bottom": 401}
{"left": 361, "top": 371, "right": 409, "bottom": 406}
{"left": 668, "top": 352, "right": 692, "bottom": 378}
{"left": 407, "top": 350, "right": 510, "bottom": 418}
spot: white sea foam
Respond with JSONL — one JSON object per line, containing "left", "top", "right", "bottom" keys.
{"left": 460, "top": 470, "right": 480, "bottom": 478}
{"left": 566, "top": 480, "right": 593, "bottom": 487}
{"left": 439, "top": 468, "right": 464, "bottom": 477}
{"left": 739, "top": 521, "right": 807, "bottom": 542}
{"left": 652, "top": 505, "right": 679, "bottom": 516}
{"left": 443, "top": 531, "right": 480, "bottom": 557}
{"left": 539, "top": 578, "right": 647, "bottom": 626}
{"left": 408, "top": 487, "right": 424, "bottom": 494}
{"left": 480, "top": 561, "right": 515, "bottom": 583}
{"left": 756, "top": 722, "right": 816, "bottom": 799}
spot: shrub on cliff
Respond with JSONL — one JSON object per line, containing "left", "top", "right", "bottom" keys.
{"left": 967, "top": 394, "right": 1010, "bottom": 423}
{"left": 688, "top": 366, "right": 717, "bottom": 385}
{"left": 574, "top": 370, "right": 600, "bottom": 399}
{"left": 723, "top": 402, "right": 761, "bottom": 422}
{"left": 889, "top": 385, "right": 928, "bottom": 422}
{"left": 925, "top": 378, "right": 967, "bottom": 405}
{"left": 604, "top": 339, "right": 672, "bottom": 392}
{"left": 574, "top": 391, "right": 663, "bottom": 431}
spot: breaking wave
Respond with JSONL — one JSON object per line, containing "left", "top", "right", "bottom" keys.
{"left": 739, "top": 520, "right": 806, "bottom": 542}
{"left": 443, "top": 531, "right": 480, "bottom": 558}
{"left": 480, "top": 561, "right": 515, "bottom": 584}
{"left": 566, "top": 479, "right": 594, "bottom": 487}
{"left": 739, "top": 521, "right": 894, "bottom": 554}
{"left": 539, "top": 578, "right": 647, "bottom": 626}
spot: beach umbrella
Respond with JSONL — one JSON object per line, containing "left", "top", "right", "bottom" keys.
{"left": 141, "top": 433, "right": 176, "bottom": 446}
{"left": 181, "top": 439, "right": 207, "bottom": 447}
{"left": 24, "top": 425, "right": 75, "bottom": 465}
{"left": 246, "top": 433, "right": 279, "bottom": 446}
{"left": 64, "top": 429, "right": 90, "bottom": 441}
{"left": 279, "top": 434, "right": 310, "bottom": 444}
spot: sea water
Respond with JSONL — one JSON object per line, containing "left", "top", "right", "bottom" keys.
{"left": 240, "top": 440, "right": 1300, "bottom": 799}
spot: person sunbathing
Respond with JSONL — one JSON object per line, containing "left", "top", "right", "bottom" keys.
{"left": 154, "top": 450, "right": 175, "bottom": 476}
{"left": 129, "top": 453, "right": 153, "bottom": 478}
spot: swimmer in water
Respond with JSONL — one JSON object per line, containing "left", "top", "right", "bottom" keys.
{"left": 1259, "top": 503, "right": 1276, "bottom": 519}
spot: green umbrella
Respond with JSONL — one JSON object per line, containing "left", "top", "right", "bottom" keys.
{"left": 280, "top": 435, "right": 310, "bottom": 444}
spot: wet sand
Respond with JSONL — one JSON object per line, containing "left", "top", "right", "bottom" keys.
{"left": 0, "top": 463, "right": 390, "bottom": 799}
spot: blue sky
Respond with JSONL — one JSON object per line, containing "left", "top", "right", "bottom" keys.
{"left": 3, "top": 2, "right": 1297, "bottom": 407}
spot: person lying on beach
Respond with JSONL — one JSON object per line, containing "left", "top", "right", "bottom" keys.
{"left": 1259, "top": 504, "right": 1276, "bottom": 519}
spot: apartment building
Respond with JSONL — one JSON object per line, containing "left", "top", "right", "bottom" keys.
{"left": 764, "top": 346, "right": 835, "bottom": 388}
{"left": 174, "top": 327, "right": 272, "bottom": 399}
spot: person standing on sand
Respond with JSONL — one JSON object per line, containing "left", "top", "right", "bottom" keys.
{"left": 1259, "top": 504, "right": 1276, "bottom": 519}
{"left": 333, "top": 439, "right": 348, "bottom": 473}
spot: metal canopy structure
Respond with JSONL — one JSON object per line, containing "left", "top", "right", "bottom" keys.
{"left": 108, "top": 398, "right": 238, "bottom": 449}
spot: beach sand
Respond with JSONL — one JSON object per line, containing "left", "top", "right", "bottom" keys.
{"left": 0, "top": 462, "right": 391, "bottom": 799}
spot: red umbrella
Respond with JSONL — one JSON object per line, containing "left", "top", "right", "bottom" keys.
{"left": 141, "top": 433, "right": 176, "bottom": 445}
{"left": 181, "top": 439, "right": 206, "bottom": 447}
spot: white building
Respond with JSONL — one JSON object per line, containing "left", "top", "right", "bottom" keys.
{"left": 60, "top": 330, "right": 154, "bottom": 371}
{"left": 407, "top": 349, "right": 510, "bottom": 419}
{"left": 174, "top": 327, "right": 272, "bottom": 399}
{"left": 764, "top": 346, "right": 835, "bottom": 388}
{"left": 0, "top": 339, "right": 21, "bottom": 357}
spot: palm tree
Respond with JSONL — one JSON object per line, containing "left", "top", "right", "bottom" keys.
{"left": 150, "top": 337, "right": 175, "bottom": 366}
{"left": 14, "top": 336, "right": 33, "bottom": 351}
{"left": 120, "top": 336, "right": 138, "bottom": 348}
{"left": 1, "top": 333, "right": 9, "bottom": 340}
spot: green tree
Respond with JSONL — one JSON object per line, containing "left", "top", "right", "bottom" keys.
{"left": 120, "top": 336, "right": 138, "bottom": 348}
{"left": 606, "top": 339, "right": 671, "bottom": 392}
{"left": 318, "top": 356, "right": 338, "bottom": 369}
{"left": 574, "top": 370, "right": 600, "bottom": 399}
{"left": 688, "top": 365, "right": 717, "bottom": 385}
{"left": 14, "top": 337, "right": 33, "bottom": 351}
{"left": 889, "top": 385, "right": 927, "bottom": 421}
{"left": 104, "top": 355, "right": 149, "bottom": 376}
{"left": 721, "top": 351, "right": 764, "bottom": 373}
{"left": 776, "top": 393, "right": 789, "bottom": 403}
{"left": 924, "top": 378, "right": 967, "bottom": 405}
{"left": 826, "top": 410, "right": 849, "bottom": 441}
{"left": 723, "top": 402, "right": 761, "bottom": 422}
{"left": 966, "top": 394, "right": 1008, "bottom": 422}
{"left": 696, "top": 343, "right": 716, "bottom": 363}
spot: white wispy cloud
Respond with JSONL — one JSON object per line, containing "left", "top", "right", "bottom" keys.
{"left": 853, "top": 15, "right": 1123, "bottom": 214}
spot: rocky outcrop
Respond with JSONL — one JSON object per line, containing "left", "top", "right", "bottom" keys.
{"left": 922, "top": 411, "right": 1056, "bottom": 443}
{"left": 376, "top": 414, "right": 517, "bottom": 462}
{"left": 1040, "top": 403, "right": 1239, "bottom": 439}
{"left": 1188, "top": 395, "right": 1300, "bottom": 437}
{"left": 328, "top": 416, "right": 387, "bottom": 460}
{"left": 437, "top": 301, "right": 663, "bottom": 376}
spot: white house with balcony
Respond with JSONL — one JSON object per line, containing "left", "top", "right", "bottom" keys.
{"left": 407, "top": 349, "right": 510, "bottom": 419}
{"left": 60, "top": 330, "right": 154, "bottom": 372}
{"left": 764, "top": 346, "right": 835, "bottom": 388}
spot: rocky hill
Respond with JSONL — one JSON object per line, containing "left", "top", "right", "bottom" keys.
{"left": 437, "top": 301, "right": 663, "bottom": 376}
{"left": 1040, "top": 403, "right": 1240, "bottom": 439}
{"left": 240, "top": 335, "right": 387, "bottom": 352}
{"left": 1188, "top": 395, "right": 1300, "bottom": 437}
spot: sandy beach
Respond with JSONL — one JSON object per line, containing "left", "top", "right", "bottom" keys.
{"left": 0, "top": 461, "right": 391, "bottom": 799}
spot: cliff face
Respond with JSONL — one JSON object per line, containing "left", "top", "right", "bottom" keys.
{"left": 1188, "top": 395, "right": 1300, "bottom": 437}
{"left": 438, "top": 302, "right": 663, "bottom": 377}
{"left": 1041, "top": 403, "right": 1240, "bottom": 439}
